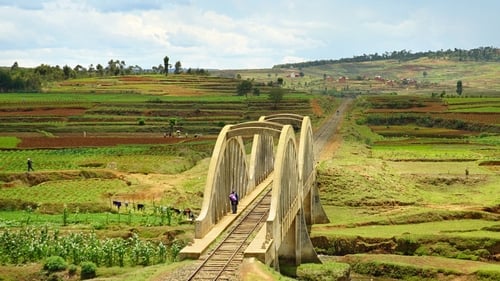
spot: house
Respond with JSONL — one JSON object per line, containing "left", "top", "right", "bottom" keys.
{"left": 286, "top": 71, "right": 300, "bottom": 78}
{"left": 338, "top": 76, "right": 348, "bottom": 83}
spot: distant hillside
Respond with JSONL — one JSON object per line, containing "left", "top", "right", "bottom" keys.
{"left": 220, "top": 48, "right": 500, "bottom": 96}
{"left": 273, "top": 46, "right": 499, "bottom": 69}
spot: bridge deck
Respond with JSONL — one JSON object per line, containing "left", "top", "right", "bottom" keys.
{"left": 179, "top": 173, "right": 274, "bottom": 259}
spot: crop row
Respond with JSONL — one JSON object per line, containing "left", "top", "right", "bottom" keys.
{"left": 0, "top": 227, "right": 184, "bottom": 266}
{"left": 371, "top": 143, "right": 490, "bottom": 161}
{"left": 0, "top": 145, "right": 209, "bottom": 173}
{"left": 1, "top": 204, "right": 193, "bottom": 228}
{"left": 362, "top": 113, "right": 500, "bottom": 133}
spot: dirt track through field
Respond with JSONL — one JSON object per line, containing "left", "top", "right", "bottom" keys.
{"left": 314, "top": 98, "right": 353, "bottom": 160}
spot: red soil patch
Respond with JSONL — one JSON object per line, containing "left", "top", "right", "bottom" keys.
{"left": 17, "top": 135, "right": 213, "bottom": 148}
{"left": 310, "top": 98, "right": 323, "bottom": 116}
{"left": 0, "top": 108, "right": 86, "bottom": 116}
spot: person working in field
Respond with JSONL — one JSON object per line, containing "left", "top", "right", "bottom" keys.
{"left": 229, "top": 190, "right": 239, "bottom": 214}
{"left": 27, "top": 158, "right": 34, "bottom": 172}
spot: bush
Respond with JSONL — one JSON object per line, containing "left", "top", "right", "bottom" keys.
{"left": 43, "top": 256, "right": 67, "bottom": 272}
{"left": 297, "top": 262, "right": 350, "bottom": 281}
{"left": 80, "top": 261, "right": 97, "bottom": 280}
{"left": 395, "top": 236, "right": 420, "bottom": 255}
{"left": 477, "top": 270, "right": 500, "bottom": 281}
{"left": 352, "top": 261, "right": 437, "bottom": 279}
{"left": 68, "top": 264, "right": 78, "bottom": 276}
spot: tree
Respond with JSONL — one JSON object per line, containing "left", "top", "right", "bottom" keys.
{"left": 106, "top": 60, "right": 120, "bottom": 76}
{"left": 63, "top": 65, "right": 72, "bottom": 80}
{"left": 11, "top": 61, "right": 19, "bottom": 71}
{"left": 168, "top": 118, "right": 177, "bottom": 136}
{"left": 88, "top": 64, "right": 95, "bottom": 76}
{"left": 163, "top": 56, "right": 169, "bottom": 76}
{"left": 236, "top": 80, "right": 253, "bottom": 97}
{"left": 96, "top": 64, "right": 104, "bottom": 76}
{"left": 268, "top": 87, "right": 285, "bottom": 109}
{"left": 174, "top": 61, "right": 182, "bottom": 74}
{"left": 456, "top": 80, "right": 463, "bottom": 96}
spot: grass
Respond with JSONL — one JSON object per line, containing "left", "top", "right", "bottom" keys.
{"left": 371, "top": 144, "right": 492, "bottom": 161}
{"left": 0, "top": 59, "right": 499, "bottom": 280}
{"left": 340, "top": 254, "right": 500, "bottom": 275}
{"left": 0, "top": 137, "right": 20, "bottom": 148}
{"left": 314, "top": 95, "right": 499, "bottom": 279}
{"left": 0, "top": 178, "right": 130, "bottom": 204}
{"left": 90, "top": 260, "right": 197, "bottom": 281}
{"left": 313, "top": 220, "right": 500, "bottom": 239}
{"left": 0, "top": 145, "right": 208, "bottom": 173}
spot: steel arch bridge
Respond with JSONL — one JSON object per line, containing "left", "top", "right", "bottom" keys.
{"left": 192, "top": 113, "right": 329, "bottom": 268}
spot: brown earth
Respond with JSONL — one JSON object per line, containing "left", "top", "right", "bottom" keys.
{"left": 0, "top": 108, "right": 87, "bottom": 116}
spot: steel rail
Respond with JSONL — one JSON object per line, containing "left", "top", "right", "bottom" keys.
{"left": 186, "top": 187, "right": 272, "bottom": 280}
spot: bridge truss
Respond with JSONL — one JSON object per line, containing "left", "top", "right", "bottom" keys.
{"left": 191, "top": 113, "right": 329, "bottom": 269}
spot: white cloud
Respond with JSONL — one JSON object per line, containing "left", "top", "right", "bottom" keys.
{"left": 0, "top": 0, "right": 498, "bottom": 69}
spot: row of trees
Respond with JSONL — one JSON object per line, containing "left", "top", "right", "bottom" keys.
{"left": 274, "top": 46, "right": 499, "bottom": 69}
{"left": 0, "top": 56, "right": 209, "bottom": 92}
{"left": 236, "top": 79, "right": 285, "bottom": 109}
{"left": 0, "top": 67, "right": 41, "bottom": 92}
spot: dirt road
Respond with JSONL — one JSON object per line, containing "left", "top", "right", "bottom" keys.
{"left": 314, "top": 98, "right": 353, "bottom": 160}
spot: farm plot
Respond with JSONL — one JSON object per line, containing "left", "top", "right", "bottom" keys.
{"left": 313, "top": 94, "right": 499, "bottom": 280}
{"left": 0, "top": 89, "right": 318, "bottom": 145}
{"left": 0, "top": 145, "right": 211, "bottom": 173}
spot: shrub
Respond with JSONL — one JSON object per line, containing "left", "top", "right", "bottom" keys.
{"left": 477, "top": 270, "right": 500, "bottom": 281}
{"left": 352, "top": 261, "right": 437, "bottom": 279}
{"left": 297, "top": 262, "right": 350, "bottom": 281}
{"left": 68, "top": 264, "right": 78, "bottom": 276}
{"left": 80, "top": 261, "right": 97, "bottom": 280}
{"left": 395, "top": 235, "right": 420, "bottom": 255}
{"left": 43, "top": 256, "right": 67, "bottom": 272}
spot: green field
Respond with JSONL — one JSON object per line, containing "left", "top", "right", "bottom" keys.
{"left": 0, "top": 56, "right": 499, "bottom": 280}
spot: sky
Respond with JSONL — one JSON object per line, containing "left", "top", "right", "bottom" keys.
{"left": 1, "top": 0, "right": 498, "bottom": 70}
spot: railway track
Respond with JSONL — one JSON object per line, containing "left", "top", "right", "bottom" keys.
{"left": 186, "top": 187, "right": 272, "bottom": 281}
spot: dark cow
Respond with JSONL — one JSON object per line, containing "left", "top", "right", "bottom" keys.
{"left": 112, "top": 201, "right": 122, "bottom": 209}
{"left": 137, "top": 203, "right": 145, "bottom": 211}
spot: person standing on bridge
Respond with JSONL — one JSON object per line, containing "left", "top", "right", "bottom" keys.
{"left": 229, "top": 190, "right": 239, "bottom": 214}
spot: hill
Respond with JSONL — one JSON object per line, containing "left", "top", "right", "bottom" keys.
{"left": 213, "top": 56, "right": 500, "bottom": 96}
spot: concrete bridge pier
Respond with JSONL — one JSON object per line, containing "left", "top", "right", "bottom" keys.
{"left": 277, "top": 208, "right": 321, "bottom": 268}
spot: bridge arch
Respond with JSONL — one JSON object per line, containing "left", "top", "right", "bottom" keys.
{"left": 190, "top": 114, "right": 329, "bottom": 270}
{"left": 195, "top": 121, "right": 284, "bottom": 238}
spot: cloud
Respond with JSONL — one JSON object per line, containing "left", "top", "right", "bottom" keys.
{"left": 0, "top": 0, "right": 498, "bottom": 69}
{"left": 0, "top": 0, "right": 46, "bottom": 10}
